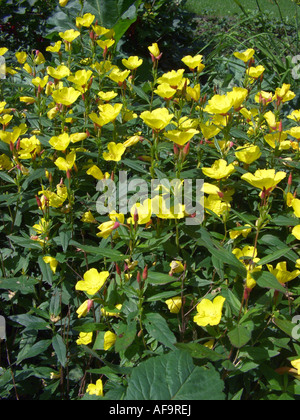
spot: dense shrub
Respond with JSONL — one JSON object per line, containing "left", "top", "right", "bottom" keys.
{"left": 1, "top": 0, "right": 300, "bottom": 401}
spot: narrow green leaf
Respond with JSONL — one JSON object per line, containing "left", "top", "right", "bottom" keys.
{"left": 52, "top": 335, "right": 67, "bottom": 367}
{"left": 144, "top": 313, "right": 177, "bottom": 350}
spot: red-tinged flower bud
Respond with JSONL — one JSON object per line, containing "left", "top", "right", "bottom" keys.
{"left": 35, "top": 195, "right": 42, "bottom": 209}
{"left": 9, "top": 141, "right": 14, "bottom": 152}
{"left": 66, "top": 169, "right": 71, "bottom": 180}
{"left": 217, "top": 191, "right": 224, "bottom": 199}
{"left": 133, "top": 207, "right": 139, "bottom": 226}
{"left": 116, "top": 263, "right": 121, "bottom": 276}
{"left": 137, "top": 271, "right": 141, "bottom": 284}
{"left": 86, "top": 129, "right": 90, "bottom": 138}
{"left": 288, "top": 172, "right": 293, "bottom": 186}
{"left": 112, "top": 221, "right": 120, "bottom": 230}
{"left": 111, "top": 171, "right": 114, "bottom": 181}
{"left": 87, "top": 299, "right": 93, "bottom": 313}
{"left": 244, "top": 287, "right": 252, "bottom": 301}
{"left": 183, "top": 141, "right": 190, "bottom": 157}
{"left": 278, "top": 120, "right": 283, "bottom": 132}
{"left": 142, "top": 265, "right": 148, "bottom": 281}
{"left": 173, "top": 143, "right": 179, "bottom": 156}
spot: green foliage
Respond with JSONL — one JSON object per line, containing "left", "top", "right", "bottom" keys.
{"left": 0, "top": 0, "right": 300, "bottom": 402}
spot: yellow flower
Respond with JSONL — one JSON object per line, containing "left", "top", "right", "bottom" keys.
{"left": 108, "top": 68, "right": 130, "bottom": 84}
{"left": 148, "top": 43, "right": 161, "bottom": 59}
{"left": 86, "top": 379, "right": 103, "bottom": 397}
{"left": 227, "top": 87, "right": 248, "bottom": 110}
{"left": 273, "top": 84, "right": 296, "bottom": 103}
{"left": 47, "top": 65, "right": 70, "bottom": 80}
{"left": 169, "top": 260, "right": 184, "bottom": 275}
{"left": 123, "top": 135, "right": 141, "bottom": 148}
{"left": 204, "top": 195, "right": 230, "bottom": 217}
{"left": 76, "top": 13, "right": 95, "bottom": 28}
{"left": 76, "top": 300, "right": 92, "bottom": 318}
{"left": 46, "top": 41, "right": 62, "bottom": 53}
{"left": 0, "top": 126, "right": 22, "bottom": 145}
{"left": 81, "top": 211, "right": 97, "bottom": 224}
{"left": 229, "top": 224, "right": 252, "bottom": 240}
{"left": 202, "top": 159, "right": 235, "bottom": 180}
{"left": 97, "top": 39, "right": 115, "bottom": 50}
{"left": 122, "top": 56, "right": 143, "bottom": 70}
{"left": 204, "top": 94, "right": 233, "bottom": 115}
{"left": 292, "top": 225, "right": 300, "bottom": 240}
{"left": 157, "top": 69, "right": 185, "bottom": 88}
{"left": 194, "top": 296, "right": 226, "bottom": 327}
{"left": 34, "top": 51, "right": 46, "bottom": 65}
{"left": 59, "top": 29, "right": 80, "bottom": 43}
{"left": 0, "top": 154, "right": 13, "bottom": 170}
{"left": 186, "top": 84, "right": 201, "bottom": 102}
{"left": 20, "top": 96, "right": 36, "bottom": 104}
{"left": 232, "top": 246, "right": 261, "bottom": 289}
{"left": 52, "top": 87, "right": 81, "bottom": 106}
{"left": 264, "top": 132, "right": 290, "bottom": 150}
{"left": 43, "top": 256, "right": 58, "bottom": 274}
{"left": 233, "top": 48, "right": 255, "bottom": 62}
{"left": 292, "top": 198, "right": 300, "bottom": 217}
{"left": 68, "top": 69, "right": 93, "bottom": 91}
{"left": 103, "top": 142, "right": 126, "bottom": 162}
{"left": 235, "top": 144, "right": 261, "bottom": 164}
{"left": 76, "top": 332, "right": 93, "bottom": 345}
{"left": 104, "top": 331, "right": 117, "bottom": 350}
{"left": 199, "top": 122, "right": 221, "bottom": 139}
{"left": 96, "top": 222, "right": 117, "bottom": 239}
{"left": 140, "top": 108, "right": 174, "bottom": 131}
{"left": 267, "top": 262, "right": 300, "bottom": 285}
{"left": 154, "top": 83, "right": 177, "bottom": 100}
{"left": 0, "top": 48, "right": 8, "bottom": 56}
{"left": 164, "top": 128, "right": 199, "bottom": 146}
{"left": 86, "top": 165, "right": 105, "bottom": 180}
{"left": 15, "top": 52, "right": 27, "bottom": 64}
{"left": 241, "top": 169, "right": 286, "bottom": 191}
{"left": 181, "top": 54, "right": 203, "bottom": 70}
{"left": 165, "top": 296, "right": 182, "bottom": 314}
{"left": 128, "top": 199, "right": 152, "bottom": 225}
{"left": 287, "top": 110, "right": 300, "bottom": 122}
{"left": 59, "top": 0, "right": 69, "bottom": 6}
{"left": 49, "top": 133, "right": 70, "bottom": 151}
{"left": 246, "top": 65, "right": 265, "bottom": 79}
{"left": 75, "top": 268, "right": 109, "bottom": 296}
{"left": 291, "top": 359, "right": 300, "bottom": 375}
{"left": 150, "top": 194, "right": 185, "bottom": 220}
{"left": 32, "top": 75, "right": 49, "bottom": 89}
{"left": 54, "top": 151, "right": 76, "bottom": 171}
{"left": 98, "top": 91, "right": 118, "bottom": 102}
{"left": 18, "top": 136, "right": 41, "bottom": 160}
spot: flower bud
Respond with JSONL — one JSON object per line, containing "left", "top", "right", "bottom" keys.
{"left": 142, "top": 265, "right": 148, "bottom": 281}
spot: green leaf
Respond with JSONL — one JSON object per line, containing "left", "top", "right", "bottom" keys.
{"left": 52, "top": 335, "right": 67, "bottom": 367}
{"left": 197, "top": 227, "right": 247, "bottom": 278}
{"left": 114, "top": 322, "right": 137, "bottom": 353}
{"left": 146, "top": 270, "right": 177, "bottom": 285}
{"left": 0, "top": 276, "right": 38, "bottom": 295}
{"left": 252, "top": 271, "right": 286, "bottom": 294}
{"left": 16, "top": 340, "right": 52, "bottom": 364}
{"left": 273, "top": 317, "right": 296, "bottom": 338}
{"left": 144, "top": 313, "right": 177, "bottom": 350}
{"left": 228, "top": 325, "right": 252, "bottom": 348}
{"left": 257, "top": 247, "right": 295, "bottom": 266}
{"left": 69, "top": 240, "right": 127, "bottom": 262}
{"left": 175, "top": 342, "right": 227, "bottom": 362}
{"left": 125, "top": 350, "right": 225, "bottom": 400}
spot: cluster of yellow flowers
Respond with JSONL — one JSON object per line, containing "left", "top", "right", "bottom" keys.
{"left": 1, "top": 4, "right": 300, "bottom": 396}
